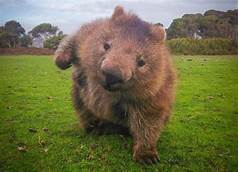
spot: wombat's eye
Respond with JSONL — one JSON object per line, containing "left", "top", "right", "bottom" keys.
{"left": 137, "top": 55, "right": 145, "bottom": 67}
{"left": 103, "top": 43, "right": 111, "bottom": 51}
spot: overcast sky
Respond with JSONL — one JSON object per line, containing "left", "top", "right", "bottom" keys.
{"left": 0, "top": 0, "right": 237, "bottom": 34}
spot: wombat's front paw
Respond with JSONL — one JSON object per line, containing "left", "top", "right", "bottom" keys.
{"left": 133, "top": 146, "right": 160, "bottom": 165}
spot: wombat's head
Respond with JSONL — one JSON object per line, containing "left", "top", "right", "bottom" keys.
{"left": 55, "top": 6, "right": 167, "bottom": 93}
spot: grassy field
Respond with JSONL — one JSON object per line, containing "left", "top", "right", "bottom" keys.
{"left": 0, "top": 55, "right": 237, "bottom": 171}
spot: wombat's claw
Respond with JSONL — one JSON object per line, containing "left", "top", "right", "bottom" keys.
{"left": 136, "top": 154, "right": 160, "bottom": 165}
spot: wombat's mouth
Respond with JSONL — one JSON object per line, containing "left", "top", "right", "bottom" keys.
{"left": 102, "top": 82, "right": 122, "bottom": 92}
{"left": 100, "top": 71, "right": 133, "bottom": 92}
{"left": 100, "top": 71, "right": 126, "bottom": 91}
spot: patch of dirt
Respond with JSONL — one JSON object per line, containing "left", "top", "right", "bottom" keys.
{"left": 0, "top": 48, "right": 54, "bottom": 55}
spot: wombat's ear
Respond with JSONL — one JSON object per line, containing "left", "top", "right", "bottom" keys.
{"left": 54, "top": 36, "right": 76, "bottom": 70}
{"left": 150, "top": 25, "right": 167, "bottom": 42}
{"left": 111, "top": 6, "right": 125, "bottom": 21}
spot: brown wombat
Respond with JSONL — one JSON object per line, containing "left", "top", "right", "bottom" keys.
{"left": 54, "top": 6, "right": 176, "bottom": 165}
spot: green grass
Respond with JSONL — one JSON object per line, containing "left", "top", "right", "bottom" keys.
{"left": 0, "top": 55, "right": 237, "bottom": 171}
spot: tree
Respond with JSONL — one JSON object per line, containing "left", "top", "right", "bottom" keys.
{"left": 3, "top": 20, "right": 25, "bottom": 47}
{"left": 29, "top": 23, "right": 58, "bottom": 39}
{"left": 43, "top": 35, "right": 65, "bottom": 50}
{"left": 167, "top": 14, "right": 203, "bottom": 39}
{"left": 5, "top": 20, "right": 25, "bottom": 37}
{"left": 29, "top": 23, "right": 63, "bottom": 48}
{"left": 0, "top": 26, "right": 11, "bottom": 47}
{"left": 20, "top": 35, "right": 32, "bottom": 47}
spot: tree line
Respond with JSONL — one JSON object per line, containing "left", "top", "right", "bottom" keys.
{"left": 0, "top": 9, "right": 237, "bottom": 49}
{"left": 0, "top": 21, "right": 65, "bottom": 49}
{"left": 167, "top": 9, "right": 237, "bottom": 41}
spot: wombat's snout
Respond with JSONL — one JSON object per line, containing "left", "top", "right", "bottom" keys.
{"left": 102, "top": 68, "right": 123, "bottom": 91}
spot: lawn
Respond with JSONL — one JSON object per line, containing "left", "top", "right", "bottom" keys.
{"left": 0, "top": 55, "right": 237, "bottom": 171}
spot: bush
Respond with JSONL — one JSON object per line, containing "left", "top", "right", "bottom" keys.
{"left": 166, "top": 38, "right": 237, "bottom": 55}
{"left": 44, "top": 35, "right": 65, "bottom": 50}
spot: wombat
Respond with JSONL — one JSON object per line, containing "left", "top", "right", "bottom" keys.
{"left": 54, "top": 6, "right": 176, "bottom": 165}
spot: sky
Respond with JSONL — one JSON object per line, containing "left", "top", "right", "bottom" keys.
{"left": 0, "top": 0, "right": 237, "bottom": 34}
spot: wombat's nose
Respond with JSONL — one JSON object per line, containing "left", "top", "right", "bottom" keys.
{"left": 102, "top": 69, "right": 123, "bottom": 86}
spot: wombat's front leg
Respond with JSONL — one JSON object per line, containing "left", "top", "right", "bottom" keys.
{"left": 55, "top": 35, "right": 77, "bottom": 70}
{"left": 129, "top": 109, "right": 168, "bottom": 165}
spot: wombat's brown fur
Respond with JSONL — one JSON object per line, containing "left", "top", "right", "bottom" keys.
{"left": 55, "top": 6, "right": 176, "bottom": 165}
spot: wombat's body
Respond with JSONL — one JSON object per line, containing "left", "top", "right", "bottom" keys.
{"left": 55, "top": 6, "right": 176, "bottom": 165}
